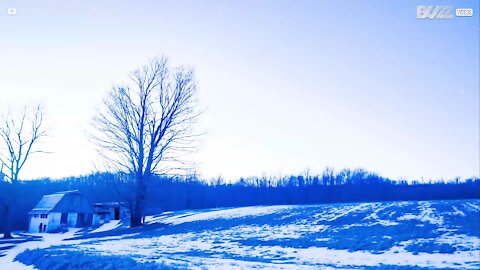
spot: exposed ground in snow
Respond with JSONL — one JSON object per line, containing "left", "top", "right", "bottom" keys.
{"left": 4, "top": 199, "right": 480, "bottom": 269}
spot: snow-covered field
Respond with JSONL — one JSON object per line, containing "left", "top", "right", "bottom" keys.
{"left": 2, "top": 199, "right": 479, "bottom": 269}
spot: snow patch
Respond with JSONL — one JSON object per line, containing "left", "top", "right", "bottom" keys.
{"left": 451, "top": 206, "right": 466, "bottom": 216}
{"left": 74, "top": 233, "right": 480, "bottom": 269}
{"left": 0, "top": 229, "right": 82, "bottom": 270}
{"left": 397, "top": 201, "right": 443, "bottom": 226}
{"left": 147, "top": 205, "right": 294, "bottom": 225}
{"left": 90, "top": 220, "right": 121, "bottom": 233}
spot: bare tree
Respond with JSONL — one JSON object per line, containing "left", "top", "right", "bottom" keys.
{"left": 0, "top": 105, "right": 48, "bottom": 239}
{"left": 91, "top": 57, "right": 201, "bottom": 227}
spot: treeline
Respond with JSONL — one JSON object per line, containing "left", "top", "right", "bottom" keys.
{"left": 1, "top": 168, "right": 479, "bottom": 232}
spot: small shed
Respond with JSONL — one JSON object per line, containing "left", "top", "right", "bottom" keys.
{"left": 93, "top": 202, "right": 130, "bottom": 225}
{"left": 28, "top": 190, "right": 94, "bottom": 233}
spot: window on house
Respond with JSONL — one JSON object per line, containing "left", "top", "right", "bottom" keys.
{"left": 34, "top": 214, "right": 38, "bottom": 218}
{"left": 40, "top": 214, "right": 48, "bottom": 218}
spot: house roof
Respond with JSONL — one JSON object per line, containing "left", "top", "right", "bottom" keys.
{"left": 93, "top": 202, "right": 128, "bottom": 214}
{"left": 93, "top": 202, "right": 127, "bottom": 207}
{"left": 29, "top": 190, "right": 93, "bottom": 214}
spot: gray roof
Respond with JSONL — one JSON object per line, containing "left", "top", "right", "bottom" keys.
{"left": 30, "top": 190, "right": 93, "bottom": 214}
{"left": 93, "top": 202, "right": 127, "bottom": 207}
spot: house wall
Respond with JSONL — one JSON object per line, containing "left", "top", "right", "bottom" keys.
{"left": 107, "top": 206, "right": 130, "bottom": 220}
{"left": 92, "top": 205, "right": 130, "bottom": 227}
{"left": 46, "top": 212, "right": 62, "bottom": 232}
{"left": 93, "top": 212, "right": 111, "bottom": 226}
{"left": 119, "top": 207, "right": 130, "bottom": 220}
{"left": 92, "top": 214, "right": 101, "bottom": 226}
{"left": 30, "top": 212, "right": 92, "bottom": 232}
{"left": 67, "top": 212, "right": 77, "bottom": 227}
{"left": 29, "top": 213, "right": 49, "bottom": 233}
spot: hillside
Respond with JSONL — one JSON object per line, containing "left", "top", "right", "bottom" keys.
{"left": 2, "top": 199, "right": 479, "bottom": 269}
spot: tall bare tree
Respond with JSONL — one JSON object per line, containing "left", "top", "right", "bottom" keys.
{"left": 0, "top": 105, "right": 48, "bottom": 238}
{"left": 91, "top": 57, "right": 201, "bottom": 227}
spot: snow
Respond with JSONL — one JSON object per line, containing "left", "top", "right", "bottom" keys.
{"left": 363, "top": 203, "right": 400, "bottom": 226}
{"left": 4, "top": 199, "right": 479, "bottom": 269}
{"left": 74, "top": 230, "right": 480, "bottom": 269}
{"left": 90, "top": 220, "right": 121, "bottom": 233}
{"left": 436, "top": 233, "right": 480, "bottom": 249}
{"left": 146, "top": 205, "right": 294, "bottom": 226}
{"left": 418, "top": 201, "right": 444, "bottom": 225}
{"left": 369, "top": 220, "right": 399, "bottom": 226}
{"left": 317, "top": 203, "right": 372, "bottom": 222}
{"left": 0, "top": 229, "right": 81, "bottom": 270}
{"left": 397, "top": 213, "right": 417, "bottom": 221}
{"left": 221, "top": 223, "right": 329, "bottom": 240}
{"left": 451, "top": 206, "right": 466, "bottom": 216}
{"left": 397, "top": 201, "right": 444, "bottom": 225}
{"left": 0, "top": 243, "right": 15, "bottom": 249}
{"left": 159, "top": 256, "right": 331, "bottom": 270}
{"left": 465, "top": 202, "right": 480, "bottom": 211}
{"left": 68, "top": 200, "right": 480, "bottom": 269}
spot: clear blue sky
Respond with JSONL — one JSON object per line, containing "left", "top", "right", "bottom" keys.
{"left": 0, "top": 0, "right": 478, "bottom": 181}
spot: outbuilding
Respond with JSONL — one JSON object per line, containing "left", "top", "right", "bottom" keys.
{"left": 93, "top": 202, "right": 130, "bottom": 225}
{"left": 28, "top": 190, "right": 94, "bottom": 233}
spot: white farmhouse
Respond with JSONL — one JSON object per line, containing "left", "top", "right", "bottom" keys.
{"left": 28, "top": 190, "right": 94, "bottom": 233}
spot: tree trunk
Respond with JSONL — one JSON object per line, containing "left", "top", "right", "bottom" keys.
{"left": 130, "top": 210, "right": 142, "bottom": 227}
{"left": 2, "top": 205, "right": 12, "bottom": 239}
{"left": 130, "top": 174, "right": 145, "bottom": 227}
{"left": 130, "top": 199, "right": 143, "bottom": 227}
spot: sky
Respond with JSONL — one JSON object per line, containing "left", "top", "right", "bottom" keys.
{"left": 0, "top": 0, "right": 478, "bottom": 181}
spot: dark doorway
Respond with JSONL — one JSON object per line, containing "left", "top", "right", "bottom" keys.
{"left": 39, "top": 223, "right": 43, "bottom": 232}
{"left": 77, "top": 213, "right": 85, "bottom": 227}
{"left": 114, "top": 207, "right": 120, "bottom": 220}
{"left": 61, "top": 213, "right": 68, "bottom": 224}
{"left": 86, "top": 214, "right": 93, "bottom": 226}
{"left": 43, "top": 224, "right": 46, "bottom": 232}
